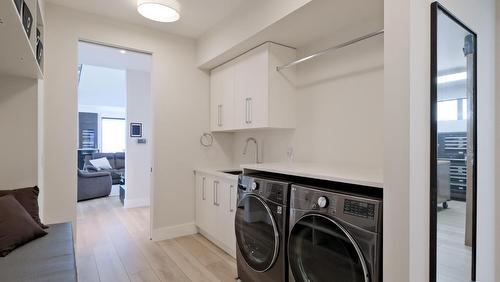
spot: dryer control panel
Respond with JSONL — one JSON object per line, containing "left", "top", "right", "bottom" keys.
{"left": 344, "top": 199, "right": 376, "bottom": 219}
{"left": 290, "top": 184, "right": 382, "bottom": 233}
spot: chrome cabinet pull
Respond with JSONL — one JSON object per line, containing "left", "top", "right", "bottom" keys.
{"left": 229, "top": 185, "right": 234, "bottom": 212}
{"left": 202, "top": 177, "right": 206, "bottom": 200}
{"left": 213, "top": 181, "right": 220, "bottom": 206}
{"left": 245, "top": 98, "right": 249, "bottom": 124}
{"left": 217, "top": 104, "right": 222, "bottom": 127}
{"left": 245, "top": 97, "right": 252, "bottom": 124}
{"left": 248, "top": 98, "right": 252, "bottom": 124}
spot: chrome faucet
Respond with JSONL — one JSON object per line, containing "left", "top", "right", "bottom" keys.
{"left": 243, "top": 137, "right": 261, "bottom": 163}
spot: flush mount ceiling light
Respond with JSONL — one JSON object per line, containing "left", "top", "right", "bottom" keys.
{"left": 437, "top": 72, "right": 467, "bottom": 84}
{"left": 137, "top": 0, "right": 181, "bottom": 23}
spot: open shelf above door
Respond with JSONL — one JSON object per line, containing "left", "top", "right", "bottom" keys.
{"left": 0, "top": 0, "right": 44, "bottom": 79}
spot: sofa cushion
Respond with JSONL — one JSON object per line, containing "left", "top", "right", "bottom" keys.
{"left": 92, "top": 153, "right": 116, "bottom": 168}
{"left": 0, "top": 223, "right": 76, "bottom": 281}
{"left": 115, "top": 152, "right": 125, "bottom": 169}
{"left": 89, "top": 157, "right": 113, "bottom": 170}
{"left": 0, "top": 186, "right": 47, "bottom": 229}
{"left": 0, "top": 195, "right": 47, "bottom": 257}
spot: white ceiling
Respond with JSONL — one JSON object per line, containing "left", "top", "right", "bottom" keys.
{"left": 78, "top": 65, "right": 127, "bottom": 108}
{"left": 78, "top": 41, "right": 152, "bottom": 71}
{"left": 46, "top": 0, "right": 245, "bottom": 38}
{"left": 200, "top": 0, "right": 384, "bottom": 69}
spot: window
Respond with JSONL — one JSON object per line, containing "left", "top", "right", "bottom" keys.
{"left": 101, "top": 118, "right": 126, "bottom": 153}
{"left": 437, "top": 98, "right": 468, "bottom": 121}
{"left": 462, "top": 99, "right": 468, "bottom": 120}
{"left": 437, "top": 100, "right": 458, "bottom": 121}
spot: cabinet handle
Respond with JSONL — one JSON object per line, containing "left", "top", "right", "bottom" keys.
{"left": 213, "top": 181, "right": 220, "bottom": 206}
{"left": 247, "top": 98, "right": 252, "bottom": 124}
{"left": 245, "top": 98, "right": 252, "bottom": 124}
{"left": 217, "top": 104, "right": 222, "bottom": 127}
{"left": 229, "top": 185, "right": 234, "bottom": 212}
{"left": 245, "top": 98, "right": 248, "bottom": 123}
{"left": 202, "top": 177, "right": 206, "bottom": 200}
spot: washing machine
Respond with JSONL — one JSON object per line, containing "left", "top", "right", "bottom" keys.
{"left": 288, "top": 184, "right": 383, "bottom": 282}
{"left": 235, "top": 174, "right": 293, "bottom": 282}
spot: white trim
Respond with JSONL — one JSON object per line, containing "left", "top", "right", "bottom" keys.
{"left": 198, "top": 227, "right": 236, "bottom": 258}
{"left": 151, "top": 222, "right": 197, "bottom": 241}
{"left": 124, "top": 197, "right": 149, "bottom": 208}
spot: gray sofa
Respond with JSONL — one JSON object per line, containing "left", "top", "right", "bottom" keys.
{"left": 0, "top": 223, "right": 77, "bottom": 281}
{"left": 84, "top": 152, "right": 125, "bottom": 185}
{"left": 78, "top": 169, "right": 112, "bottom": 201}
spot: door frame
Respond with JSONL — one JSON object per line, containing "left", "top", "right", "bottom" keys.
{"left": 429, "top": 2, "right": 478, "bottom": 281}
{"left": 77, "top": 39, "right": 155, "bottom": 239}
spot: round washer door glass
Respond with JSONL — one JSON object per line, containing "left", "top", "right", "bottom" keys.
{"left": 235, "top": 194, "right": 279, "bottom": 272}
{"left": 289, "top": 214, "right": 369, "bottom": 282}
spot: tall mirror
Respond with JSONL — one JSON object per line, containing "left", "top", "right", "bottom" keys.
{"left": 430, "top": 2, "right": 477, "bottom": 282}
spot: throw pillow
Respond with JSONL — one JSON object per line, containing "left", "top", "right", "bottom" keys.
{"left": 89, "top": 157, "right": 113, "bottom": 171}
{"left": 0, "top": 195, "right": 48, "bottom": 257}
{"left": 0, "top": 186, "right": 48, "bottom": 229}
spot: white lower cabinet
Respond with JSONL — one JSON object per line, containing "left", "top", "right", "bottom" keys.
{"left": 195, "top": 172, "right": 237, "bottom": 258}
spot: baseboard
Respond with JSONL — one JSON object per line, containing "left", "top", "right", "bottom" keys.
{"left": 151, "top": 222, "right": 197, "bottom": 241}
{"left": 124, "top": 197, "right": 149, "bottom": 208}
{"left": 198, "top": 227, "right": 236, "bottom": 258}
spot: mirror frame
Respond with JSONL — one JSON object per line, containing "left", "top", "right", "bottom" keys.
{"left": 430, "top": 2, "right": 477, "bottom": 282}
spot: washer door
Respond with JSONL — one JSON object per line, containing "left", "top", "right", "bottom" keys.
{"left": 235, "top": 194, "right": 279, "bottom": 272}
{"left": 289, "top": 214, "right": 369, "bottom": 282}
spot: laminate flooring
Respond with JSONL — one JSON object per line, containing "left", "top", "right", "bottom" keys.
{"left": 76, "top": 196, "right": 237, "bottom": 282}
{"left": 437, "top": 200, "right": 472, "bottom": 282}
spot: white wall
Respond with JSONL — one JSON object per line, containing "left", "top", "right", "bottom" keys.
{"left": 43, "top": 4, "right": 233, "bottom": 235}
{"left": 125, "top": 70, "right": 151, "bottom": 208}
{"left": 384, "top": 0, "right": 496, "bottom": 281}
{"left": 0, "top": 76, "right": 38, "bottom": 189}
{"left": 495, "top": 3, "right": 500, "bottom": 280}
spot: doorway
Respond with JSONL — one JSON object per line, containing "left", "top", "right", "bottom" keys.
{"left": 430, "top": 3, "right": 477, "bottom": 282}
{"left": 76, "top": 40, "right": 153, "bottom": 233}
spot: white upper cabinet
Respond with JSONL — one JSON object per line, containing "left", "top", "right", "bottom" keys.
{"left": 210, "top": 42, "right": 296, "bottom": 132}
{"left": 210, "top": 61, "right": 235, "bottom": 131}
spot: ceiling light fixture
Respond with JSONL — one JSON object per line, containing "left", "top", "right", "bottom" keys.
{"left": 437, "top": 72, "right": 467, "bottom": 84}
{"left": 137, "top": 0, "right": 180, "bottom": 23}
{"left": 119, "top": 50, "right": 127, "bottom": 54}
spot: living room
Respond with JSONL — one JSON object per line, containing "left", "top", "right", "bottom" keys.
{"left": 77, "top": 41, "right": 152, "bottom": 209}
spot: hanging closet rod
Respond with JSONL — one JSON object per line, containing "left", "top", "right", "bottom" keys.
{"left": 276, "top": 29, "right": 384, "bottom": 71}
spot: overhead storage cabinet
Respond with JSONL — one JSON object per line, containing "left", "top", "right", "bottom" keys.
{"left": 210, "top": 42, "right": 296, "bottom": 132}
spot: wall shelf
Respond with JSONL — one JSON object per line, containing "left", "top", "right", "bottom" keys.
{"left": 0, "top": 0, "right": 44, "bottom": 79}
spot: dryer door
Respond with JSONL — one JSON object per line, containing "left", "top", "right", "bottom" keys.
{"left": 289, "top": 214, "right": 369, "bottom": 282}
{"left": 235, "top": 194, "right": 279, "bottom": 272}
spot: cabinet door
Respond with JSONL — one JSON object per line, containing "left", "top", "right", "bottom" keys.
{"left": 214, "top": 179, "right": 237, "bottom": 258}
{"left": 210, "top": 69, "right": 222, "bottom": 131}
{"left": 195, "top": 174, "right": 204, "bottom": 229}
{"left": 227, "top": 181, "right": 237, "bottom": 257}
{"left": 195, "top": 174, "right": 209, "bottom": 232}
{"left": 210, "top": 63, "right": 235, "bottom": 131}
{"left": 235, "top": 45, "right": 269, "bottom": 129}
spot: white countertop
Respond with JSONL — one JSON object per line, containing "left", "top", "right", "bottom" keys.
{"left": 241, "top": 162, "right": 383, "bottom": 188}
{"left": 194, "top": 167, "right": 241, "bottom": 180}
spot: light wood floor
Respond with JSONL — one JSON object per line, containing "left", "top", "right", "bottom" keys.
{"left": 76, "top": 196, "right": 237, "bottom": 282}
{"left": 437, "top": 200, "right": 472, "bottom": 282}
